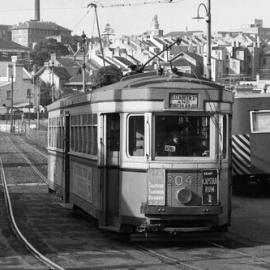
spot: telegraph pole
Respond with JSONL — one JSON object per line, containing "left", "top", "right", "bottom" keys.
{"left": 81, "top": 31, "right": 87, "bottom": 92}
{"left": 193, "top": 0, "right": 212, "bottom": 80}
{"left": 8, "top": 64, "right": 14, "bottom": 133}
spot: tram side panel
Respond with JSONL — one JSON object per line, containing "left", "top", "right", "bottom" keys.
{"left": 67, "top": 111, "right": 101, "bottom": 219}
{"left": 120, "top": 170, "right": 147, "bottom": 224}
{"left": 232, "top": 96, "right": 270, "bottom": 186}
{"left": 69, "top": 157, "right": 100, "bottom": 219}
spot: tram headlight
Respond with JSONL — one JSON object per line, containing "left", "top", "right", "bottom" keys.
{"left": 176, "top": 188, "right": 192, "bottom": 205}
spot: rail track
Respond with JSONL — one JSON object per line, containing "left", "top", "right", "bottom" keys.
{"left": 130, "top": 231, "right": 270, "bottom": 270}
{"left": 0, "top": 133, "right": 64, "bottom": 270}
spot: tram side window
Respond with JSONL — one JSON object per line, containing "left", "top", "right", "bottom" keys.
{"left": 48, "top": 117, "right": 64, "bottom": 149}
{"left": 155, "top": 115, "right": 210, "bottom": 157}
{"left": 128, "top": 115, "right": 145, "bottom": 157}
{"left": 70, "top": 114, "right": 97, "bottom": 155}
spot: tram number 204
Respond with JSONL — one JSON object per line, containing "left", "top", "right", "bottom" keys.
{"left": 167, "top": 173, "right": 202, "bottom": 187}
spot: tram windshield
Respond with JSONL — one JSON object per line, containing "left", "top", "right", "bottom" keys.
{"left": 155, "top": 115, "right": 210, "bottom": 157}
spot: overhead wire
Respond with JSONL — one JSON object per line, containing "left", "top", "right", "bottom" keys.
{"left": 91, "top": 0, "right": 182, "bottom": 8}
{"left": 72, "top": 9, "right": 91, "bottom": 32}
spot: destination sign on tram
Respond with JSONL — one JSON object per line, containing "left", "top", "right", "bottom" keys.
{"left": 202, "top": 170, "right": 218, "bottom": 205}
{"left": 169, "top": 93, "right": 198, "bottom": 109}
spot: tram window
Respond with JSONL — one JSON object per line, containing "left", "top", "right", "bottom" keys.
{"left": 155, "top": 115, "right": 210, "bottom": 157}
{"left": 70, "top": 113, "right": 97, "bottom": 155}
{"left": 48, "top": 117, "right": 64, "bottom": 150}
{"left": 128, "top": 115, "right": 145, "bottom": 156}
{"left": 250, "top": 110, "right": 270, "bottom": 133}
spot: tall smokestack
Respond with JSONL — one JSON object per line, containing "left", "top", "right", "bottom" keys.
{"left": 34, "top": 0, "right": 40, "bottom": 21}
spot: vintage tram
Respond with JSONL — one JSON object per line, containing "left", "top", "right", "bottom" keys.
{"left": 47, "top": 71, "right": 233, "bottom": 233}
{"left": 232, "top": 92, "right": 270, "bottom": 190}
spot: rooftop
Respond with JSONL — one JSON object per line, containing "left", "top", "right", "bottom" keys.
{"left": 11, "top": 20, "right": 71, "bottom": 33}
{"left": 0, "top": 39, "right": 29, "bottom": 51}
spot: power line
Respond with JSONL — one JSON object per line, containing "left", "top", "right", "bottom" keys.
{"left": 88, "top": 0, "right": 182, "bottom": 8}
{"left": 0, "top": 6, "right": 86, "bottom": 13}
{"left": 72, "top": 10, "right": 90, "bottom": 32}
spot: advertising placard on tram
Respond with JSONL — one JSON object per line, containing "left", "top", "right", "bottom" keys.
{"left": 169, "top": 93, "right": 198, "bottom": 109}
{"left": 147, "top": 169, "right": 166, "bottom": 206}
{"left": 202, "top": 170, "right": 218, "bottom": 205}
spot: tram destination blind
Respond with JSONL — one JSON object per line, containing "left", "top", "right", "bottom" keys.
{"left": 169, "top": 93, "right": 198, "bottom": 109}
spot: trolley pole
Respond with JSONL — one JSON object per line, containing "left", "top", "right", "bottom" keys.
{"left": 193, "top": 0, "right": 212, "bottom": 80}
{"left": 88, "top": 3, "right": 106, "bottom": 67}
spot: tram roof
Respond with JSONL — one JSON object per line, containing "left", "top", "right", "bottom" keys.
{"left": 47, "top": 72, "right": 232, "bottom": 111}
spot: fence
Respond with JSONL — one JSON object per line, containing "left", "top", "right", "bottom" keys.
{"left": 25, "top": 126, "right": 48, "bottom": 148}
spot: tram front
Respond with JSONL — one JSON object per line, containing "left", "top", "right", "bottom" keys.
{"left": 120, "top": 78, "right": 233, "bottom": 233}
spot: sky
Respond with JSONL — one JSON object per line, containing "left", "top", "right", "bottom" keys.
{"left": 0, "top": 0, "right": 270, "bottom": 37}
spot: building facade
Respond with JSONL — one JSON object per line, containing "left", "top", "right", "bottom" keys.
{"left": 11, "top": 20, "right": 71, "bottom": 48}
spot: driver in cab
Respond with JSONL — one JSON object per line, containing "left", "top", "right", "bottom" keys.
{"left": 163, "top": 130, "right": 183, "bottom": 156}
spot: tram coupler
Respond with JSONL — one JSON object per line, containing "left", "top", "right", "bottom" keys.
{"left": 136, "top": 223, "right": 163, "bottom": 233}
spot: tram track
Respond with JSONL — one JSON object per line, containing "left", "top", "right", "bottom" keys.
{"left": 10, "top": 135, "right": 48, "bottom": 180}
{"left": 6, "top": 134, "right": 48, "bottom": 184}
{"left": 0, "top": 155, "right": 64, "bottom": 270}
{"left": 130, "top": 229, "right": 270, "bottom": 270}
{"left": 135, "top": 243, "right": 204, "bottom": 270}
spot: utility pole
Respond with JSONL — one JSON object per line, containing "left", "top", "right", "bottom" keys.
{"left": 193, "top": 0, "right": 212, "bottom": 80}
{"left": 8, "top": 64, "right": 14, "bottom": 133}
{"left": 36, "top": 78, "right": 40, "bottom": 130}
{"left": 50, "top": 61, "right": 55, "bottom": 102}
{"left": 81, "top": 31, "right": 87, "bottom": 93}
{"left": 27, "top": 89, "right": 31, "bottom": 127}
{"left": 206, "top": 0, "right": 211, "bottom": 81}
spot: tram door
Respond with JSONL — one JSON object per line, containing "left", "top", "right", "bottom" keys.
{"left": 103, "top": 113, "right": 120, "bottom": 227}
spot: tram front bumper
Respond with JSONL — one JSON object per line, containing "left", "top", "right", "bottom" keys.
{"left": 140, "top": 205, "right": 222, "bottom": 216}
{"left": 138, "top": 205, "right": 223, "bottom": 233}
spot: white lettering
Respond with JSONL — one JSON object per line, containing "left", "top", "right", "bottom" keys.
{"left": 205, "top": 186, "right": 215, "bottom": 193}
{"left": 203, "top": 178, "right": 217, "bottom": 185}
{"left": 175, "top": 176, "right": 182, "bottom": 186}
{"left": 149, "top": 183, "right": 164, "bottom": 188}
{"left": 148, "top": 190, "right": 164, "bottom": 195}
{"left": 148, "top": 195, "right": 164, "bottom": 201}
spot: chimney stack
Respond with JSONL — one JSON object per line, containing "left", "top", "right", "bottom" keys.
{"left": 34, "top": 0, "right": 40, "bottom": 21}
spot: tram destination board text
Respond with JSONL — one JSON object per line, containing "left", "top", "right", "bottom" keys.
{"left": 169, "top": 93, "right": 198, "bottom": 109}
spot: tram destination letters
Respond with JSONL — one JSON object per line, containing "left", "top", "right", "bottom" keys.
{"left": 169, "top": 93, "right": 198, "bottom": 109}
{"left": 202, "top": 170, "right": 218, "bottom": 205}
